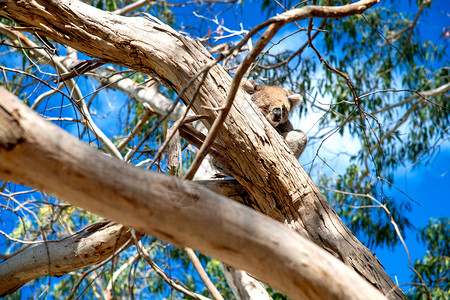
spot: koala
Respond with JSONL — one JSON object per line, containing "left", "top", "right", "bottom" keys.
{"left": 212, "top": 81, "right": 307, "bottom": 176}
{"left": 242, "top": 81, "right": 308, "bottom": 159}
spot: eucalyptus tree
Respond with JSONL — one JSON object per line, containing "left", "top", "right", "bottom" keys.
{"left": 0, "top": 0, "right": 447, "bottom": 299}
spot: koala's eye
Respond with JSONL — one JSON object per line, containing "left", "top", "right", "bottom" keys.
{"left": 260, "top": 104, "right": 270, "bottom": 111}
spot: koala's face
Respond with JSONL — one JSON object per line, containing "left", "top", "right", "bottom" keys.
{"left": 244, "top": 83, "right": 301, "bottom": 128}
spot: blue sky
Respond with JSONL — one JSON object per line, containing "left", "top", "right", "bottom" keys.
{"left": 87, "top": 0, "right": 450, "bottom": 293}
{"left": 212, "top": 0, "right": 450, "bottom": 292}
{"left": 375, "top": 148, "right": 450, "bottom": 287}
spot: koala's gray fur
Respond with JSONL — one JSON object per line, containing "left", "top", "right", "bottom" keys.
{"left": 242, "top": 81, "right": 308, "bottom": 159}
{"left": 212, "top": 81, "right": 307, "bottom": 176}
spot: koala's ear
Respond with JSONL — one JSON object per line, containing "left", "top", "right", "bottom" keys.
{"left": 242, "top": 79, "right": 258, "bottom": 94}
{"left": 287, "top": 93, "right": 302, "bottom": 107}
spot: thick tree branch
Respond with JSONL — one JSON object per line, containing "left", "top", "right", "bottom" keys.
{"left": 0, "top": 87, "right": 385, "bottom": 299}
{"left": 0, "top": 0, "right": 405, "bottom": 299}
{"left": 0, "top": 220, "right": 142, "bottom": 296}
{"left": 223, "top": 264, "right": 272, "bottom": 300}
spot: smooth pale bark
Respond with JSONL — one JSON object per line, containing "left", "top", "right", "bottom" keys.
{"left": 0, "top": 221, "right": 141, "bottom": 296}
{"left": 223, "top": 265, "right": 272, "bottom": 300}
{"left": 1, "top": 22, "right": 253, "bottom": 298}
{"left": 0, "top": 0, "right": 405, "bottom": 299}
{"left": 0, "top": 87, "right": 386, "bottom": 299}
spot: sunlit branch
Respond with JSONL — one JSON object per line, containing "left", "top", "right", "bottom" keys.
{"left": 132, "top": 234, "right": 211, "bottom": 300}
{"left": 324, "top": 187, "right": 431, "bottom": 298}
{"left": 185, "top": 247, "right": 224, "bottom": 300}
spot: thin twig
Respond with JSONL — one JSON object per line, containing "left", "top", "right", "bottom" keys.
{"left": 117, "top": 107, "right": 153, "bottom": 151}
{"left": 183, "top": 23, "right": 282, "bottom": 180}
{"left": 131, "top": 232, "right": 211, "bottom": 300}
{"left": 323, "top": 187, "right": 431, "bottom": 299}
{"left": 185, "top": 247, "right": 224, "bottom": 300}
{"left": 66, "top": 237, "right": 133, "bottom": 300}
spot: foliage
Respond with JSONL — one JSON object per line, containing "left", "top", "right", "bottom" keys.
{"left": 0, "top": 0, "right": 448, "bottom": 298}
{"left": 248, "top": 0, "right": 448, "bottom": 249}
{"left": 320, "top": 164, "right": 412, "bottom": 249}
{"left": 407, "top": 218, "right": 450, "bottom": 299}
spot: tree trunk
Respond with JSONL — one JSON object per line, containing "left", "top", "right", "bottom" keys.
{"left": 0, "top": 87, "right": 385, "bottom": 299}
{"left": 0, "top": 221, "right": 142, "bottom": 296}
{"left": 0, "top": 0, "right": 405, "bottom": 299}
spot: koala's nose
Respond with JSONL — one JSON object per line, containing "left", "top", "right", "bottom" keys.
{"left": 272, "top": 108, "right": 282, "bottom": 121}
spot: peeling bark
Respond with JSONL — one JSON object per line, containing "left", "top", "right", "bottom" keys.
{"left": 0, "top": 87, "right": 386, "bottom": 299}
{"left": 0, "top": 0, "right": 406, "bottom": 299}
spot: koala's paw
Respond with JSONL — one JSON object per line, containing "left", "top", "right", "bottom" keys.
{"left": 281, "top": 130, "right": 308, "bottom": 159}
